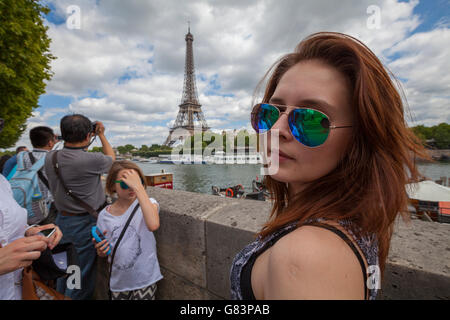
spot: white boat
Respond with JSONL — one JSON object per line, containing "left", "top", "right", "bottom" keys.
{"left": 139, "top": 158, "right": 158, "bottom": 163}
{"left": 209, "top": 151, "right": 262, "bottom": 164}
{"left": 131, "top": 156, "right": 156, "bottom": 163}
{"left": 406, "top": 180, "right": 450, "bottom": 202}
{"left": 158, "top": 154, "right": 175, "bottom": 164}
{"left": 158, "top": 154, "right": 205, "bottom": 164}
{"left": 157, "top": 152, "right": 262, "bottom": 165}
{"left": 406, "top": 180, "right": 450, "bottom": 223}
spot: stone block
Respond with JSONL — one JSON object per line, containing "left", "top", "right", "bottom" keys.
{"left": 156, "top": 267, "right": 222, "bottom": 300}
{"left": 149, "top": 187, "right": 234, "bottom": 288}
{"left": 205, "top": 199, "right": 271, "bottom": 298}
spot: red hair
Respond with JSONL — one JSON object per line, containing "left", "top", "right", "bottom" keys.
{"left": 256, "top": 32, "right": 429, "bottom": 281}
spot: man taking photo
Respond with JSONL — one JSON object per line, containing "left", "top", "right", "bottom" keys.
{"left": 45, "top": 114, "right": 115, "bottom": 300}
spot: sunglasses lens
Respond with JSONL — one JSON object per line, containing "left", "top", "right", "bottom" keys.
{"left": 120, "top": 181, "right": 129, "bottom": 189}
{"left": 254, "top": 103, "right": 279, "bottom": 133}
{"left": 289, "top": 109, "right": 330, "bottom": 147}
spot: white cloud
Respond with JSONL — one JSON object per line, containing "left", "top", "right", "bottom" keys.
{"left": 15, "top": 0, "right": 447, "bottom": 149}
{"left": 387, "top": 27, "right": 450, "bottom": 124}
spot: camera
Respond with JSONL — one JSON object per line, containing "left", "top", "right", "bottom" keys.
{"left": 92, "top": 121, "right": 98, "bottom": 134}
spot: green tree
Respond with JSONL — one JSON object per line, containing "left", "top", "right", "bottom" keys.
{"left": 89, "top": 146, "right": 103, "bottom": 153}
{"left": 117, "top": 146, "right": 126, "bottom": 154}
{"left": 124, "top": 144, "right": 135, "bottom": 153}
{"left": 433, "top": 123, "right": 450, "bottom": 149}
{"left": 411, "top": 123, "right": 450, "bottom": 149}
{"left": 0, "top": 0, "right": 55, "bottom": 148}
{"left": 116, "top": 144, "right": 136, "bottom": 154}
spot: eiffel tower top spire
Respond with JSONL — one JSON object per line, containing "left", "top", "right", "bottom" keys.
{"left": 181, "top": 23, "right": 200, "bottom": 105}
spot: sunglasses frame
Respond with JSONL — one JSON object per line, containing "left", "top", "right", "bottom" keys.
{"left": 251, "top": 103, "right": 352, "bottom": 148}
{"left": 114, "top": 178, "right": 145, "bottom": 190}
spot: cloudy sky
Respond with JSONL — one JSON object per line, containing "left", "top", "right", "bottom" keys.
{"left": 10, "top": 0, "right": 450, "bottom": 149}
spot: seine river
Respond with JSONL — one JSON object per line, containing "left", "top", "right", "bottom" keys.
{"left": 139, "top": 161, "right": 450, "bottom": 195}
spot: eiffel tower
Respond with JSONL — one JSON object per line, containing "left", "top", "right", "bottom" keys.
{"left": 164, "top": 26, "right": 210, "bottom": 147}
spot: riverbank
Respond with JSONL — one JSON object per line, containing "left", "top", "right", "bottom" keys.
{"left": 136, "top": 161, "right": 450, "bottom": 194}
{"left": 422, "top": 149, "right": 450, "bottom": 161}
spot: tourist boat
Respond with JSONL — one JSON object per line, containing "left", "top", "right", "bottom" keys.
{"left": 157, "top": 151, "right": 262, "bottom": 165}
{"left": 158, "top": 154, "right": 174, "bottom": 164}
{"left": 209, "top": 151, "right": 262, "bottom": 164}
{"left": 158, "top": 154, "right": 206, "bottom": 164}
{"left": 139, "top": 158, "right": 158, "bottom": 163}
{"left": 130, "top": 156, "right": 157, "bottom": 163}
{"left": 406, "top": 180, "right": 450, "bottom": 223}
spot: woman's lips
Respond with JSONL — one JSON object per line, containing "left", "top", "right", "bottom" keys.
{"left": 269, "top": 149, "right": 295, "bottom": 161}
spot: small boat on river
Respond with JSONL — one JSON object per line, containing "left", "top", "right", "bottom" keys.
{"left": 211, "top": 179, "right": 270, "bottom": 201}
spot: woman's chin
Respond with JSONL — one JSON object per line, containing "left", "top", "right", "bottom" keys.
{"left": 269, "top": 167, "right": 299, "bottom": 184}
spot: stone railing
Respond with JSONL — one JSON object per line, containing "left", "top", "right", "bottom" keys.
{"left": 95, "top": 186, "right": 450, "bottom": 300}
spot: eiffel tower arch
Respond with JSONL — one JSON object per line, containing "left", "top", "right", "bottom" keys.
{"left": 164, "top": 27, "right": 210, "bottom": 147}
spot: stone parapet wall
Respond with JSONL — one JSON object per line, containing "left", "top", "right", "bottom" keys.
{"left": 99, "top": 186, "right": 450, "bottom": 300}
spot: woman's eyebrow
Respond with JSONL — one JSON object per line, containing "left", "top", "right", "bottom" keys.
{"left": 300, "top": 98, "right": 335, "bottom": 110}
{"left": 269, "top": 97, "right": 284, "bottom": 104}
{"left": 270, "top": 97, "right": 335, "bottom": 111}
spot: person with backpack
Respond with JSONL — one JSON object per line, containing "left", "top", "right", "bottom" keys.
{"left": 9, "top": 126, "right": 59, "bottom": 225}
{"left": 2, "top": 146, "right": 28, "bottom": 178}
{"left": 44, "top": 114, "right": 115, "bottom": 300}
{"left": 0, "top": 118, "right": 63, "bottom": 300}
{"left": 0, "top": 155, "right": 12, "bottom": 175}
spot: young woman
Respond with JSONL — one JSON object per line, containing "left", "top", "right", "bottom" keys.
{"left": 93, "top": 160, "right": 162, "bottom": 300}
{"left": 230, "top": 32, "right": 428, "bottom": 300}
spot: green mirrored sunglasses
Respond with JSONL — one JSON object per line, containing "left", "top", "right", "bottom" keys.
{"left": 251, "top": 103, "right": 352, "bottom": 147}
{"left": 114, "top": 178, "right": 145, "bottom": 190}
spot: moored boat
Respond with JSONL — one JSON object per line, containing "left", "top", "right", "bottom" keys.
{"left": 211, "top": 179, "right": 270, "bottom": 201}
{"left": 406, "top": 180, "right": 450, "bottom": 223}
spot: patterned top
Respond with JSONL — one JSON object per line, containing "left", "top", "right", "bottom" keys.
{"left": 230, "top": 217, "right": 379, "bottom": 300}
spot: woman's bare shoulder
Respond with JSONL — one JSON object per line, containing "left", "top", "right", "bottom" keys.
{"left": 264, "top": 224, "right": 365, "bottom": 299}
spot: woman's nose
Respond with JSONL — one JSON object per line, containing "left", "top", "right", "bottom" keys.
{"left": 270, "top": 112, "right": 293, "bottom": 142}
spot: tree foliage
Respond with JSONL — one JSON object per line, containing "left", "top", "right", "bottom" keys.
{"left": 114, "top": 143, "right": 172, "bottom": 157}
{"left": 89, "top": 146, "right": 103, "bottom": 153}
{"left": 0, "top": 0, "right": 55, "bottom": 148}
{"left": 411, "top": 123, "right": 450, "bottom": 149}
{"left": 178, "top": 130, "right": 258, "bottom": 155}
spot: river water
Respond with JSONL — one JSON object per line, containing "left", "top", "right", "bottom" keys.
{"left": 138, "top": 161, "right": 449, "bottom": 195}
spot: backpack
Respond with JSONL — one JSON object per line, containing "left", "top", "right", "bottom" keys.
{"left": 9, "top": 151, "right": 51, "bottom": 224}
